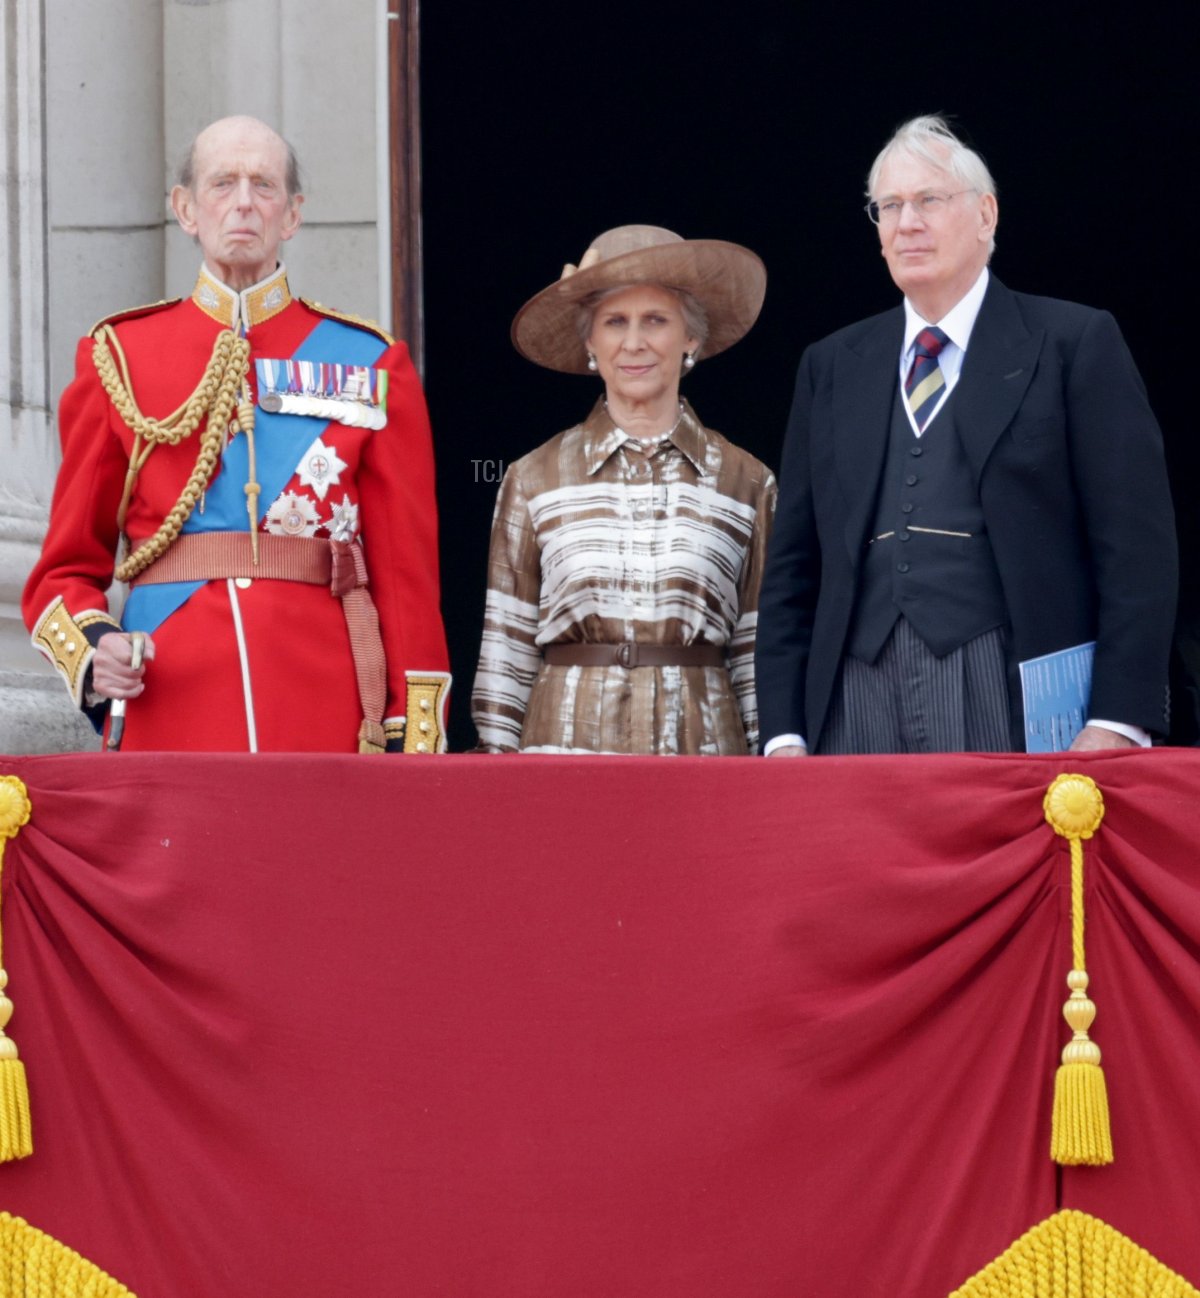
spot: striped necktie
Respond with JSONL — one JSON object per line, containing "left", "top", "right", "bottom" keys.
{"left": 905, "top": 326, "right": 949, "bottom": 431}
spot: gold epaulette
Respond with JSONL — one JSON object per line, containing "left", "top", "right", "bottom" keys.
{"left": 301, "top": 298, "right": 395, "bottom": 347}
{"left": 88, "top": 298, "right": 182, "bottom": 338}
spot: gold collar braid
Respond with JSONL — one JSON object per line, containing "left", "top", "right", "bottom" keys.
{"left": 92, "top": 326, "right": 259, "bottom": 582}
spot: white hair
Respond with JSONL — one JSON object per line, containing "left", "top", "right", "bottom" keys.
{"left": 867, "top": 115, "right": 997, "bottom": 254}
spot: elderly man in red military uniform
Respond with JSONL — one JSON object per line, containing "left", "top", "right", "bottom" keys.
{"left": 24, "top": 115, "right": 450, "bottom": 753}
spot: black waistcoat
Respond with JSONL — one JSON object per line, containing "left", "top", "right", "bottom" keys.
{"left": 846, "top": 385, "right": 1008, "bottom": 662}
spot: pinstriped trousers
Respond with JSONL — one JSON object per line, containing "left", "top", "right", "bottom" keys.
{"left": 818, "top": 618, "right": 1013, "bottom": 754}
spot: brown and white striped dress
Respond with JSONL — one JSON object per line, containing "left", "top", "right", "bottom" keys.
{"left": 471, "top": 400, "right": 776, "bottom": 754}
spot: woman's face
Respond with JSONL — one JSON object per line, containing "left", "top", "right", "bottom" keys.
{"left": 586, "top": 284, "right": 698, "bottom": 409}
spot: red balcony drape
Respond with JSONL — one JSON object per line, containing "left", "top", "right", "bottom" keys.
{"left": 1, "top": 750, "right": 1197, "bottom": 1296}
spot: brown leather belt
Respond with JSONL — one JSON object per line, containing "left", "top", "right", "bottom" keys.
{"left": 543, "top": 642, "right": 725, "bottom": 669}
{"left": 130, "top": 532, "right": 332, "bottom": 584}
{"left": 130, "top": 532, "right": 387, "bottom": 753}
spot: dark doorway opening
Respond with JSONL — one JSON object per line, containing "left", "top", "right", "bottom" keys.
{"left": 418, "top": 5, "right": 1194, "bottom": 749}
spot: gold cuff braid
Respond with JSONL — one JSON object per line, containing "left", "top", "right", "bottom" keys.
{"left": 403, "top": 673, "right": 451, "bottom": 753}
{"left": 31, "top": 599, "right": 120, "bottom": 706}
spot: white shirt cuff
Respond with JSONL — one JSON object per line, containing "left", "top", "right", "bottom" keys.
{"left": 763, "top": 733, "right": 807, "bottom": 756}
{"left": 1086, "top": 719, "right": 1152, "bottom": 748}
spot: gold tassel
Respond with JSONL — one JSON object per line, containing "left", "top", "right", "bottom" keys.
{"left": 0, "top": 1212, "right": 136, "bottom": 1295}
{"left": 0, "top": 775, "right": 33, "bottom": 1162}
{"left": 1043, "top": 774, "right": 1112, "bottom": 1166}
{"left": 948, "top": 1209, "right": 1200, "bottom": 1297}
{"left": 1051, "top": 970, "right": 1113, "bottom": 1164}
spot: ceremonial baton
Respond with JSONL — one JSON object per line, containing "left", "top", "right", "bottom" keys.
{"left": 105, "top": 630, "right": 146, "bottom": 752}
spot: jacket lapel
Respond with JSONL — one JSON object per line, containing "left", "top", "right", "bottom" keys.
{"left": 834, "top": 309, "right": 904, "bottom": 563}
{"left": 954, "top": 278, "right": 1044, "bottom": 480}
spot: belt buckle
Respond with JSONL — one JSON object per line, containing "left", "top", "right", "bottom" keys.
{"left": 616, "top": 641, "right": 638, "bottom": 669}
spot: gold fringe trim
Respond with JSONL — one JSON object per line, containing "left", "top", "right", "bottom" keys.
{"left": 1043, "top": 774, "right": 1113, "bottom": 1166}
{"left": 0, "top": 1214, "right": 135, "bottom": 1296}
{"left": 0, "top": 776, "right": 33, "bottom": 1162}
{"left": 949, "top": 1209, "right": 1200, "bottom": 1297}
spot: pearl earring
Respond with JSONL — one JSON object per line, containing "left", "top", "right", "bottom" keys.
{"left": 683, "top": 353, "right": 696, "bottom": 370}
{"left": 587, "top": 354, "right": 598, "bottom": 372}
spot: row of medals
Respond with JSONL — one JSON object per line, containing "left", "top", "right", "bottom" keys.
{"left": 259, "top": 389, "right": 387, "bottom": 430}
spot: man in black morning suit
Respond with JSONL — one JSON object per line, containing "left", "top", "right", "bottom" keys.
{"left": 755, "top": 115, "right": 1176, "bottom": 756}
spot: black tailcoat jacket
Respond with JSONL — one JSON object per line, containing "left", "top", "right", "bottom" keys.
{"left": 755, "top": 276, "right": 1177, "bottom": 751}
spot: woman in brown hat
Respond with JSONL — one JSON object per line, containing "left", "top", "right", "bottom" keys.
{"left": 471, "top": 225, "right": 776, "bottom": 754}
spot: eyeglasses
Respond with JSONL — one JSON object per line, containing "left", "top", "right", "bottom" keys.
{"left": 864, "top": 190, "right": 978, "bottom": 226}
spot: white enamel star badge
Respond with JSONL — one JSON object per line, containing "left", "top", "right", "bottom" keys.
{"left": 297, "top": 436, "right": 348, "bottom": 501}
{"left": 265, "top": 491, "right": 322, "bottom": 537}
{"left": 327, "top": 494, "right": 361, "bottom": 542}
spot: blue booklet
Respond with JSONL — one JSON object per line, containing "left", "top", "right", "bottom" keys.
{"left": 1020, "top": 641, "right": 1095, "bottom": 753}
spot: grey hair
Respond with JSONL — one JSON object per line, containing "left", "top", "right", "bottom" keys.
{"left": 176, "top": 130, "right": 303, "bottom": 199}
{"left": 574, "top": 285, "right": 710, "bottom": 360}
{"left": 867, "top": 114, "right": 997, "bottom": 254}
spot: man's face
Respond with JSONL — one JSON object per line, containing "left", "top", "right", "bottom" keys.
{"left": 873, "top": 146, "right": 996, "bottom": 317}
{"left": 171, "top": 117, "right": 303, "bottom": 291}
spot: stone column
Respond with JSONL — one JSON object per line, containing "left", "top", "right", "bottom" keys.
{"left": 1, "top": 0, "right": 94, "bottom": 753}
{"left": 47, "top": 0, "right": 166, "bottom": 400}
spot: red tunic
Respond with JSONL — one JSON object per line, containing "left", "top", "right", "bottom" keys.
{"left": 24, "top": 265, "right": 450, "bottom": 753}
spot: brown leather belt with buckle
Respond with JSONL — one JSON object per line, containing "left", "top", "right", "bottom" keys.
{"left": 542, "top": 642, "right": 725, "bottom": 669}
{"left": 129, "top": 532, "right": 387, "bottom": 753}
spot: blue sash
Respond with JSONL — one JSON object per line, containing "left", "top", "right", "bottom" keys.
{"left": 124, "top": 319, "right": 387, "bottom": 634}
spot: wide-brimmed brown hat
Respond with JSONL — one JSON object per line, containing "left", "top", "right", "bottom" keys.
{"left": 511, "top": 225, "right": 767, "bottom": 374}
